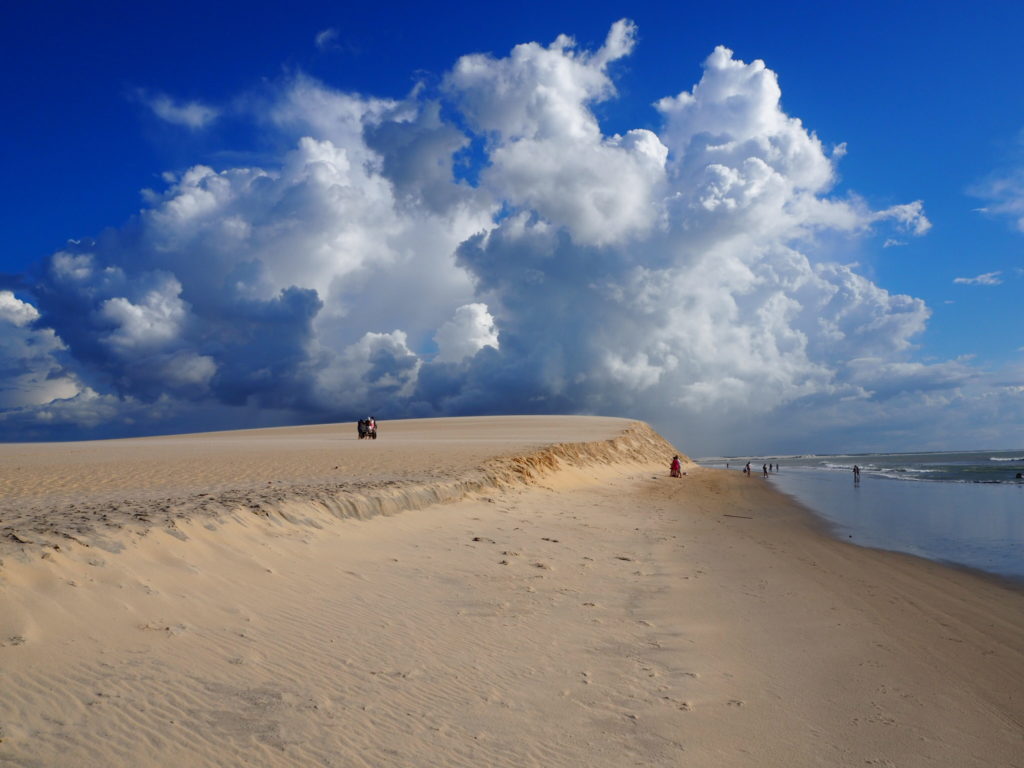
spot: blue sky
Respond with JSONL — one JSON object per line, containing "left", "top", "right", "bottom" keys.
{"left": 1, "top": 1, "right": 1022, "bottom": 453}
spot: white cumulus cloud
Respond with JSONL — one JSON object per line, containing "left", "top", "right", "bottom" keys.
{"left": 873, "top": 201, "right": 931, "bottom": 235}
{"left": 137, "top": 89, "right": 220, "bottom": 129}
{"left": 4, "top": 21, "right": 1016, "bottom": 452}
{"left": 0, "top": 291, "right": 80, "bottom": 409}
{"left": 433, "top": 303, "right": 500, "bottom": 363}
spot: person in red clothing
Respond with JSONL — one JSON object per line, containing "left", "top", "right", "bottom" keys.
{"left": 670, "top": 455, "right": 682, "bottom": 478}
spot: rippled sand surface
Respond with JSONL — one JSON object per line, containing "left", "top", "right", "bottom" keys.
{"left": 1, "top": 416, "right": 1021, "bottom": 767}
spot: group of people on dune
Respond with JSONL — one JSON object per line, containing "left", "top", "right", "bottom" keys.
{"left": 357, "top": 417, "right": 378, "bottom": 440}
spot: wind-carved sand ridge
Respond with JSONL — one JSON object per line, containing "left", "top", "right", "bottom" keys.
{"left": 0, "top": 417, "right": 678, "bottom": 565}
{"left": 1, "top": 416, "right": 1022, "bottom": 767}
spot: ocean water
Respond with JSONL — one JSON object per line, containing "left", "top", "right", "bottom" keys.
{"left": 699, "top": 451, "right": 1024, "bottom": 582}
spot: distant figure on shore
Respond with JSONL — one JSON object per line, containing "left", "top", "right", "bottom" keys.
{"left": 762, "top": 463, "right": 768, "bottom": 478}
{"left": 744, "top": 462, "right": 751, "bottom": 476}
{"left": 670, "top": 455, "right": 682, "bottom": 478}
{"left": 726, "top": 462, "right": 730, "bottom": 469}
{"left": 853, "top": 464, "right": 861, "bottom": 484}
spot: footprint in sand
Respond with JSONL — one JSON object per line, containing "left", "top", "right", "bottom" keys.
{"left": 661, "top": 696, "right": 694, "bottom": 711}
{"left": 139, "top": 623, "right": 187, "bottom": 637}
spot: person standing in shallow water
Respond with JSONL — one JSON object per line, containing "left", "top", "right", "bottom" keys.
{"left": 762, "top": 463, "right": 768, "bottom": 478}
{"left": 853, "top": 464, "right": 861, "bottom": 484}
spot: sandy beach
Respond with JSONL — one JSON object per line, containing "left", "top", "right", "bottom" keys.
{"left": 1, "top": 416, "right": 1021, "bottom": 767}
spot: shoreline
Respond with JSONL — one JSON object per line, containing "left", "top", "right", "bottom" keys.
{"left": 771, "top": 471, "right": 1024, "bottom": 593}
{"left": 2, "top": 417, "right": 1022, "bottom": 766}
{"left": 763, "top": 467, "right": 1024, "bottom": 587}
{"left": 642, "top": 467, "right": 1024, "bottom": 765}
{"left": 709, "top": 470, "right": 1024, "bottom": 593}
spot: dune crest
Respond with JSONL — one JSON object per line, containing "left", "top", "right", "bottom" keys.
{"left": 1, "top": 417, "right": 684, "bottom": 569}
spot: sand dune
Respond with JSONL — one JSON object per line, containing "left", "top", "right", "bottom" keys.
{"left": 1, "top": 416, "right": 1021, "bottom": 767}
{"left": 0, "top": 416, "right": 675, "bottom": 564}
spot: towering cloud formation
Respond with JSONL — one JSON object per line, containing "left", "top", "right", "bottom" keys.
{"left": 4, "top": 22, "right": 1014, "bottom": 451}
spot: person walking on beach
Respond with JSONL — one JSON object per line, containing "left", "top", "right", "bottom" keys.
{"left": 670, "top": 455, "right": 682, "bottom": 478}
{"left": 762, "top": 463, "right": 768, "bottom": 478}
{"left": 853, "top": 464, "right": 861, "bottom": 484}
